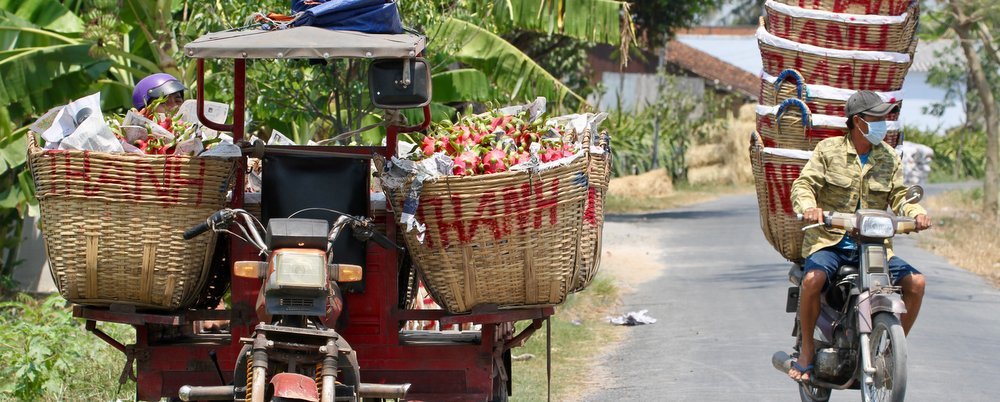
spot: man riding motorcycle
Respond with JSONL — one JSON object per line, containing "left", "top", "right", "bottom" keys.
{"left": 788, "top": 90, "right": 932, "bottom": 382}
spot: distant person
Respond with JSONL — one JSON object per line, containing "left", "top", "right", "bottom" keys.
{"left": 788, "top": 90, "right": 931, "bottom": 382}
{"left": 133, "top": 73, "right": 186, "bottom": 115}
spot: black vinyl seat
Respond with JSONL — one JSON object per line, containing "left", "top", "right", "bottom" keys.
{"left": 262, "top": 152, "right": 370, "bottom": 290}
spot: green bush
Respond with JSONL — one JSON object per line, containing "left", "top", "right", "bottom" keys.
{"left": 904, "top": 125, "right": 986, "bottom": 182}
{"left": 603, "top": 75, "right": 730, "bottom": 180}
{"left": 0, "top": 294, "right": 134, "bottom": 401}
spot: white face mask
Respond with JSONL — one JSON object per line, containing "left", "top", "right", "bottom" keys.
{"left": 858, "top": 117, "right": 888, "bottom": 145}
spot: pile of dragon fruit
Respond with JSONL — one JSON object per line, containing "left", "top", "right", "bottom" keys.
{"left": 414, "top": 112, "right": 579, "bottom": 176}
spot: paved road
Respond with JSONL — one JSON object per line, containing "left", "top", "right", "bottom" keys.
{"left": 585, "top": 190, "right": 1000, "bottom": 401}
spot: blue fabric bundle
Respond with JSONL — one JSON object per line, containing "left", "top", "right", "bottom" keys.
{"left": 291, "top": 0, "right": 403, "bottom": 34}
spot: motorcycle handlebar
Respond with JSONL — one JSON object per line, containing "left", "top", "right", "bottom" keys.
{"left": 184, "top": 210, "right": 230, "bottom": 240}
{"left": 797, "top": 211, "right": 919, "bottom": 234}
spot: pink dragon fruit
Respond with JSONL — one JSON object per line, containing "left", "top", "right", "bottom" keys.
{"left": 452, "top": 150, "right": 480, "bottom": 176}
{"left": 421, "top": 136, "right": 437, "bottom": 156}
{"left": 481, "top": 148, "right": 509, "bottom": 174}
{"left": 540, "top": 147, "right": 563, "bottom": 163}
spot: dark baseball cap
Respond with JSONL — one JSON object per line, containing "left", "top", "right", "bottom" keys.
{"left": 845, "top": 90, "right": 898, "bottom": 117}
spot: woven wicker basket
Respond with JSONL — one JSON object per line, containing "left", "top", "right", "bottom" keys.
{"left": 569, "top": 132, "right": 612, "bottom": 293}
{"left": 757, "top": 19, "right": 912, "bottom": 92}
{"left": 765, "top": 1, "right": 919, "bottom": 53}
{"left": 756, "top": 99, "right": 901, "bottom": 151}
{"left": 770, "top": 0, "right": 911, "bottom": 16}
{"left": 749, "top": 131, "right": 808, "bottom": 263}
{"left": 380, "top": 156, "right": 590, "bottom": 313}
{"left": 27, "top": 134, "right": 237, "bottom": 310}
{"left": 759, "top": 70, "right": 904, "bottom": 118}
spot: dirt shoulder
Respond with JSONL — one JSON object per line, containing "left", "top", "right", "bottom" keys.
{"left": 920, "top": 189, "right": 1000, "bottom": 287}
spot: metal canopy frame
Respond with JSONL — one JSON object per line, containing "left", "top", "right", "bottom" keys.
{"left": 184, "top": 27, "right": 426, "bottom": 60}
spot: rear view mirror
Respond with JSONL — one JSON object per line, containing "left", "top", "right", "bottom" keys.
{"left": 369, "top": 58, "right": 431, "bottom": 109}
{"left": 904, "top": 185, "right": 923, "bottom": 204}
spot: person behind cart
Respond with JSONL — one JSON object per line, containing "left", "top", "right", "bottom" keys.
{"left": 132, "top": 73, "right": 186, "bottom": 116}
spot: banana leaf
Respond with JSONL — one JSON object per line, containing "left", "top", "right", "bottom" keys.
{"left": 0, "top": 0, "right": 84, "bottom": 34}
{"left": 432, "top": 17, "right": 583, "bottom": 109}
{"left": 431, "top": 68, "right": 493, "bottom": 103}
{"left": 495, "top": 0, "right": 633, "bottom": 47}
{"left": 0, "top": 43, "right": 107, "bottom": 117}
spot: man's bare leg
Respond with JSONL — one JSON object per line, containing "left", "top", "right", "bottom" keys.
{"left": 791, "top": 270, "right": 827, "bottom": 382}
{"left": 899, "top": 274, "right": 925, "bottom": 335}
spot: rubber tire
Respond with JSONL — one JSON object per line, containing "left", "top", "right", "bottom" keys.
{"left": 799, "top": 382, "right": 832, "bottom": 402}
{"left": 861, "top": 313, "right": 907, "bottom": 402}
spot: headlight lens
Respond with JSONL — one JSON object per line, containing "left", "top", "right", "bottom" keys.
{"left": 859, "top": 216, "right": 894, "bottom": 238}
{"left": 273, "top": 250, "right": 326, "bottom": 289}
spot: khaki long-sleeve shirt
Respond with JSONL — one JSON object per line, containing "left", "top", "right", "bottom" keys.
{"left": 791, "top": 135, "right": 927, "bottom": 258}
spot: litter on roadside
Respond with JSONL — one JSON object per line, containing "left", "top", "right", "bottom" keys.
{"left": 607, "top": 310, "right": 657, "bottom": 326}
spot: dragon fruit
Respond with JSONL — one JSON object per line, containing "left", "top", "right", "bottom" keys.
{"left": 452, "top": 150, "right": 480, "bottom": 176}
{"left": 540, "top": 147, "right": 563, "bottom": 163}
{"left": 481, "top": 148, "right": 509, "bottom": 174}
{"left": 421, "top": 136, "right": 437, "bottom": 156}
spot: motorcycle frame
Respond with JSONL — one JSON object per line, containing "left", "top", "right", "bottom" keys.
{"left": 791, "top": 237, "right": 907, "bottom": 391}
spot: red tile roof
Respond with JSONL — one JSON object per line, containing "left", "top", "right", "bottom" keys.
{"left": 664, "top": 40, "right": 759, "bottom": 100}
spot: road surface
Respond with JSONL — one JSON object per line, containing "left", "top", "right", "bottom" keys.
{"left": 585, "top": 190, "right": 1000, "bottom": 401}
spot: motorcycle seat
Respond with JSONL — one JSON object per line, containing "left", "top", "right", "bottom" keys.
{"left": 836, "top": 265, "right": 859, "bottom": 278}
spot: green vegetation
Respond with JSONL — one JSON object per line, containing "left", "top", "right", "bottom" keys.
{"left": 905, "top": 125, "right": 987, "bottom": 182}
{"left": 511, "top": 276, "right": 620, "bottom": 401}
{"left": 603, "top": 76, "right": 730, "bottom": 180}
{"left": 0, "top": 294, "right": 135, "bottom": 401}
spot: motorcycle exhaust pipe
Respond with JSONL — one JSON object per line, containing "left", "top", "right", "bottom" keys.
{"left": 772, "top": 351, "right": 793, "bottom": 374}
{"left": 358, "top": 383, "right": 411, "bottom": 399}
{"left": 178, "top": 385, "right": 236, "bottom": 401}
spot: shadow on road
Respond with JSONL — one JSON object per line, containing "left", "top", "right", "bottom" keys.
{"left": 607, "top": 208, "right": 743, "bottom": 223}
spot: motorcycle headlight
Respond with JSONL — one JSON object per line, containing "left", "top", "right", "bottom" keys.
{"left": 859, "top": 215, "right": 894, "bottom": 238}
{"left": 272, "top": 249, "right": 327, "bottom": 289}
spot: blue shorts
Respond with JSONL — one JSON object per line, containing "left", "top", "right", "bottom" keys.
{"left": 803, "top": 247, "right": 921, "bottom": 290}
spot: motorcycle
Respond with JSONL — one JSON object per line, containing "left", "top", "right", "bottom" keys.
{"left": 178, "top": 208, "right": 409, "bottom": 402}
{"left": 772, "top": 186, "right": 925, "bottom": 402}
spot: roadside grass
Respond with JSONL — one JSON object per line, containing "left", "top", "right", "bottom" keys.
{"left": 0, "top": 294, "right": 135, "bottom": 401}
{"left": 920, "top": 188, "right": 1000, "bottom": 286}
{"left": 606, "top": 182, "right": 753, "bottom": 214}
{"left": 510, "top": 275, "right": 622, "bottom": 401}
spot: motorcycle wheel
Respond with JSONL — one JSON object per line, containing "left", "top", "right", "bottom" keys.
{"left": 861, "top": 313, "right": 907, "bottom": 402}
{"left": 799, "top": 382, "right": 831, "bottom": 402}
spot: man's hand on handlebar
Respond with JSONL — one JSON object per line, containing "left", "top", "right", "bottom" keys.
{"left": 915, "top": 214, "right": 932, "bottom": 231}
{"left": 803, "top": 207, "right": 824, "bottom": 225}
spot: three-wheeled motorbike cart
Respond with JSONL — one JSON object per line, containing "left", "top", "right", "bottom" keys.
{"left": 72, "top": 27, "right": 553, "bottom": 401}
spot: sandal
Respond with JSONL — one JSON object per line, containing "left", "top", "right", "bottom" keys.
{"left": 790, "top": 361, "right": 813, "bottom": 383}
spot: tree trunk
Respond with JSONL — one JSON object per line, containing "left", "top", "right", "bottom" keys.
{"left": 951, "top": 1, "right": 1000, "bottom": 217}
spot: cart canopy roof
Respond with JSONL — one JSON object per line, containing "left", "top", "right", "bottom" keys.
{"left": 184, "top": 27, "right": 425, "bottom": 59}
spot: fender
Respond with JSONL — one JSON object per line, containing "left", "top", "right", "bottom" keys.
{"left": 870, "top": 292, "right": 907, "bottom": 315}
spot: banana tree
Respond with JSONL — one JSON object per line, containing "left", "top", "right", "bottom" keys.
{"left": 413, "top": 0, "right": 634, "bottom": 116}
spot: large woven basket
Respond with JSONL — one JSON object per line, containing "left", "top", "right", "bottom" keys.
{"left": 759, "top": 69, "right": 904, "bottom": 118}
{"left": 380, "top": 156, "right": 591, "bottom": 313}
{"left": 770, "top": 0, "right": 911, "bottom": 16}
{"left": 749, "top": 131, "right": 809, "bottom": 263}
{"left": 765, "top": 0, "right": 919, "bottom": 53}
{"left": 757, "top": 20, "right": 912, "bottom": 91}
{"left": 27, "top": 134, "right": 237, "bottom": 310}
{"left": 570, "top": 132, "right": 612, "bottom": 293}
{"left": 756, "top": 99, "right": 901, "bottom": 151}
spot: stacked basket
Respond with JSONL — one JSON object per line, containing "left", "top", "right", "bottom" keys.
{"left": 752, "top": 0, "right": 920, "bottom": 262}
